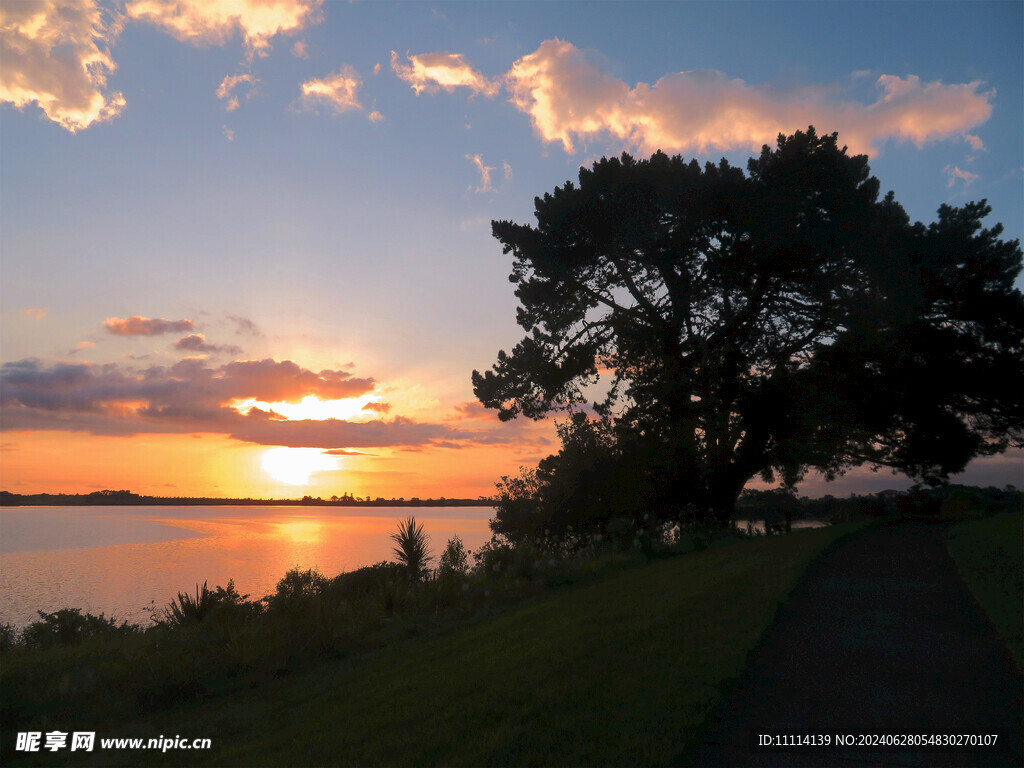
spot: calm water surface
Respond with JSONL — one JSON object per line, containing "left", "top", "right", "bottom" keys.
{"left": 0, "top": 506, "right": 494, "bottom": 628}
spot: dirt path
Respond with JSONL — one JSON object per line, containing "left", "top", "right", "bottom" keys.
{"left": 688, "top": 522, "right": 1023, "bottom": 767}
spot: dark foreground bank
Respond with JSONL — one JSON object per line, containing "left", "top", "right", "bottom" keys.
{"left": 690, "top": 520, "right": 1023, "bottom": 767}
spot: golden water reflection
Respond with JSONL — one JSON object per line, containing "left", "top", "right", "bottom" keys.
{"left": 0, "top": 506, "right": 494, "bottom": 628}
{"left": 275, "top": 519, "right": 324, "bottom": 545}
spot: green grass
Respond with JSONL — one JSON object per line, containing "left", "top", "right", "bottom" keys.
{"left": 945, "top": 510, "right": 1024, "bottom": 671}
{"left": 67, "top": 523, "right": 864, "bottom": 767}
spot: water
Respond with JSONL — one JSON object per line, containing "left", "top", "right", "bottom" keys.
{"left": 733, "top": 518, "right": 828, "bottom": 535}
{"left": 0, "top": 506, "right": 495, "bottom": 629}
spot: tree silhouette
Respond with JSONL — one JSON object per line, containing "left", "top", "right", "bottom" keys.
{"left": 473, "top": 128, "right": 1024, "bottom": 525}
{"left": 390, "top": 517, "right": 432, "bottom": 581}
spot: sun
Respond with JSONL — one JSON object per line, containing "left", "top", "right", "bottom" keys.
{"left": 260, "top": 447, "right": 339, "bottom": 486}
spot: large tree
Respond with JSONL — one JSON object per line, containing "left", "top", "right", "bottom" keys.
{"left": 473, "top": 128, "right": 1024, "bottom": 525}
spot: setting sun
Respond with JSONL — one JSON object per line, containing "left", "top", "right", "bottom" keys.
{"left": 260, "top": 447, "right": 339, "bottom": 486}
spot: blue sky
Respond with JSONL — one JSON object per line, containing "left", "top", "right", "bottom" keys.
{"left": 1, "top": 0, "right": 1021, "bottom": 497}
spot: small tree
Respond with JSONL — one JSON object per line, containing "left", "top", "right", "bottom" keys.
{"left": 491, "top": 413, "right": 653, "bottom": 544}
{"left": 437, "top": 535, "right": 469, "bottom": 581}
{"left": 390, "top": 517, "right": 432, "bottom": 582}
{"left": 492, "top": 466, "right": 546, "bottom": 542}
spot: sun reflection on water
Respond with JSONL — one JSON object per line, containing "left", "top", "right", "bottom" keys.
{"left": 275, "top": 519, "right": 323, "bottom": 544}
{"left": 0, "top": 506, "right": 494, "bottom": 628}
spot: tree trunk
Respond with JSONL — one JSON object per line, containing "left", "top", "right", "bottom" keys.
{"left": 707, "top": 471, "right": 746, "bottom": 528}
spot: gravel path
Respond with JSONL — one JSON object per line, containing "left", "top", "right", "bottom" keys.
{"left": 688, "top": 521, "right": 1023, "bottom": 767}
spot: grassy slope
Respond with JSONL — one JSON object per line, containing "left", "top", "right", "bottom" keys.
{"left": 77, "top": 523, "right": 863, "bottom": 768}
{"left": 945, "top": 510, "right": 1024, "bottom": 671}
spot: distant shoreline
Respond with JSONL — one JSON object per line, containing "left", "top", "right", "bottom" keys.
{"left": 0, "top": 490, "right": 492, "bottom": 508}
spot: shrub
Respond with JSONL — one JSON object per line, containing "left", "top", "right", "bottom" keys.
{"left": 329, "top": 561, "right": 404, "bottom": 599}
{"left": 391, "top": 517, "right": 432, "bottom": 582}
{"left": 159, "top": 580, "right": 255, "bottom": 628}
{"left": 270, "top": 568, "right": 328, "bottom": 602}
{"left": 438, "top": 535, "right": 469, "bottom": 580}
{"left": 0, "top": 622, "right": 17, "bottom": 651}
{"left": 21, "top": 608, "right": 134, "bottom": 647}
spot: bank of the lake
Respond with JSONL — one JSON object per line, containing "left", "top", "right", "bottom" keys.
{"left": 0, "top": 506, "right": 494, "bottom": 629}
{"left": 3, "top": 521, "right": 869, "bottom": 767}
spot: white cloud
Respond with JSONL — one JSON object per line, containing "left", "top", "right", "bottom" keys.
{"left": 391, "top": 50, "right": 498, "bottom": 97}
{"left": 0, "top": 0, "right": 126, "bottom": 132}
{"left": 125, "top": 0, "right": 323, "bottom": 58}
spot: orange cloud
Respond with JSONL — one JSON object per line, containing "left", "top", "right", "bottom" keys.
{"left": 945, "top": 165, "right": 979, "bottom": 188}
{"left": 496, "top": 39, "right": 995, "bottom": 157}
{"left": 450, "top": 401, "right": 499, "bottom": 422}
{"left": 217, "top": 72, "right": 257, "bottom": 111}
{"left": 0, "top": 358, "right": 553, "bottom": 454}
{"left": 863, "top": 75, "right": 993, "bottom": 150}
{"left": 104, "top": 316, "right": 195, "bottom": 336}
{"left": 299, "top": 66, "right": 363, "bottom": 113}
{"left": 0, "top": 357, "right": 372, "bottom": 427}
{"left": 214, "top": 359, "right": 375, "bottom": 402}
{"left": 125, "top": 0, "right": 322, "bottom": 58}
{"left": 0, "top": 0, "right": 126, "bottom": 132}
{"left": 227, "top": 315, "right": 261, "bottom": 336}
{"left": 23, "top": 308, "right": 48, "bottom": 320}
{"left": 965, "top": 134, "right": 984, "bottom": 152}
{"left": 68, "top": 340, "right": 96, "bottom": 355}
{"left": 466, "top": 153, "right": 495, "bottom": 192}
{"left": 391, "top": 50, "right": 499, "bottom": 97}
{"left": 174, "top": 333, "right": 242, "bottom": 355}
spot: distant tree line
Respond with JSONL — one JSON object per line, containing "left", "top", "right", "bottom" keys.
{"left": 736, "top": 484, "right": 1022, "bottom": 531}
{"left": 0, "top": 490, "right": 491, "bottom": 507}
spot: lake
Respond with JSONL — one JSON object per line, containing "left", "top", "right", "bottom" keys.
{"left": 0, "top": 506, "right": 495, "bottom": 629}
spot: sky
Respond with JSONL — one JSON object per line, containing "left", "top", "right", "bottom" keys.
{"left": 1, "top": 0, "right": 1022, "bottom": 500}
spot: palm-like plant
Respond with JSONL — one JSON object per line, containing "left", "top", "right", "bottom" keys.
{"left": 161, "top": 581, "right": 217, "bottom": 627}
{"left": 390, "top": 517, "right": 432, "bottom": 582}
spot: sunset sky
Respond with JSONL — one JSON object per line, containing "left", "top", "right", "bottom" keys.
{"left": 2, "top": 0, "right": 1022, "bottom": 499}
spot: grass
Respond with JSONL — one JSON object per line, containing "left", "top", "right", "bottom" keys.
{"left": 56, "top": 522, "right": 865, "bottom": 767}
{"left": 944, "top": 509, "right": 1024, "bottom": 671}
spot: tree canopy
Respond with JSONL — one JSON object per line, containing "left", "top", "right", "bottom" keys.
{"left": 473, "top": 128, "right": 1024, "bottom": 525}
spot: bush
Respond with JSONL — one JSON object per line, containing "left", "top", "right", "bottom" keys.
{"left": 158, "top": 580, "right": 254, "bottom": 628}
{"left": 269, "top": 568, "right": 328, "bottom": 603}
{"left": 438, "top": 535, "right": 469, "bottom": 580}
{"left": 21, "top": 608, "right": 135, "bottom": 648}
{"left": 391, "top": 517, "right": 432, "bottom": 582}
{"left": 329, "top": 561, "right": 405, "bottom": 599}
{"left": 0, "top": 622, "right": 17, "bottom": 652}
